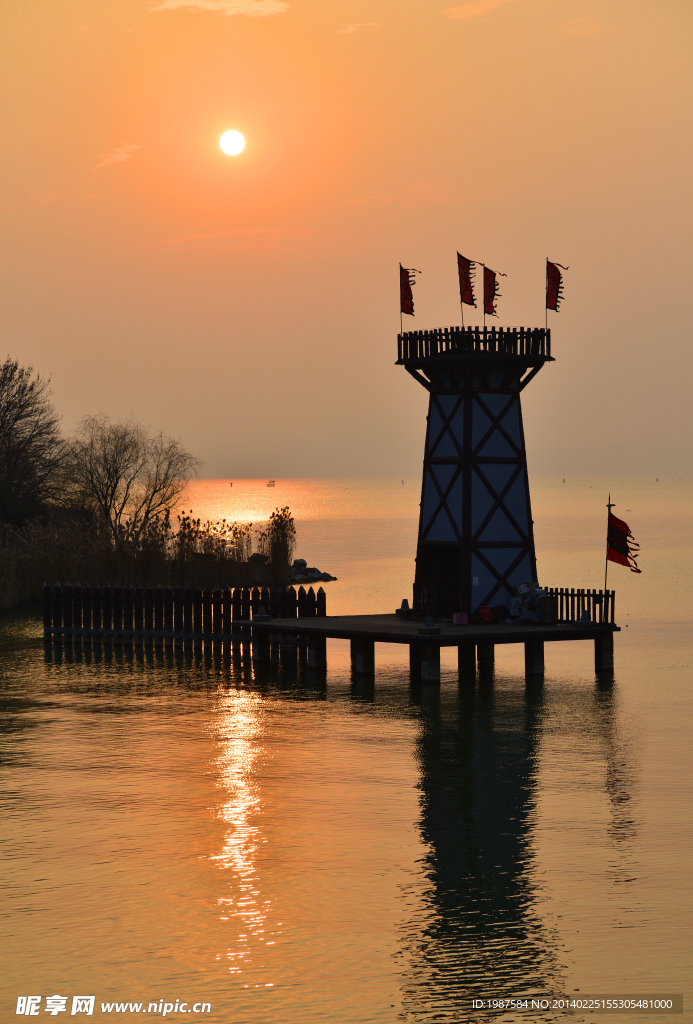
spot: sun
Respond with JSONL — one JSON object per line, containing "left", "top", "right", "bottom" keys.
{"left": 220, "top": 130, "right": 245, "bottom": 156}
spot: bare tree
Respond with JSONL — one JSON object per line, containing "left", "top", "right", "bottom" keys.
{"left": 0, "top": 357, "right": 66, "bottom": 526}
{"left": 69, "top": 415, "right": 201, "bottom": 543}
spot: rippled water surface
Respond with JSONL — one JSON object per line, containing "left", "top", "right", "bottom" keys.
{"left": 2, "top": 477, "right": 691, "bottom": 1022}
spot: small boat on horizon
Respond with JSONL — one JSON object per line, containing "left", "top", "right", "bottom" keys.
{"left": 267, "top": 480, "right": 275, "bottom": 487}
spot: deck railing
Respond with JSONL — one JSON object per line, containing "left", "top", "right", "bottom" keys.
{"left": 397, "top": 325, "right": 550, "bottom": 363}
{"left": 547, "top": 587, "right": 615, "bottom": 625}
{"left": 43, "top": 582, "right": 327, "bottom": 642}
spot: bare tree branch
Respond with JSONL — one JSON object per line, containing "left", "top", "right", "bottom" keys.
{"left": 0, "top": 357, "right": 66, "bottom": 525}
{"left": 69, "top": 416, "right": 201, "bottom": 543}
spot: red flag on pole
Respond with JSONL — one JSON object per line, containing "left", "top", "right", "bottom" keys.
{"left": 607, "top": 512, "right": 642, "bottom": 573}
{"left": 400, "top": 264, "right": 420, "bottom": 316}
{"left": 546, "top": 260, "right": 569, "bottom": 311}
{"left": 457, "top": 254, "right": 476, "bottom": 307}
{"left": 483, "top": 266, "right": 505, "bottom": 316}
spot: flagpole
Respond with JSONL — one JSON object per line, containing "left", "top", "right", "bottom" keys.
{"left": 604, "top": 493, "right": 615, "bottom": 594}
{"left": 482, "top": 263, "right": 486, "bottom": 330}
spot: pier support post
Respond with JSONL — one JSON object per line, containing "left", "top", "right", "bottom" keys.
{"left": 252, "top": 629, "right": 270, "bottom": 663}
{"left": 420, "top": 643, "right": 440, "bottom": 683}
{"left": 524, "top": 638, "right": 544, "bottom": 676}
{"left": 307, "top": 634, "right": 327, "bottom": 669}
{"left": 351, "top": 638, "right": 375, "bottom": 674}
{"left": 458, "top": 644, "right": 476, "bottom": 680}
{"left": 477, "top": 642, "right": 495, "bottom": 671}
{"left": 594, "top": 630, "right": 614, "bottom": 672}
{"left": 409, "top": 644, "right": 421, "bottom": 679}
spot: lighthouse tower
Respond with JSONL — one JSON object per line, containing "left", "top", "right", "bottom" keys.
{"left": 398, "top": 325, "right": 553, "bottom": 618}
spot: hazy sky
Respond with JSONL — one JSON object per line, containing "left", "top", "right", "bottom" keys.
{"left": 1, "top": 0, "right": 691, "bottom": 478}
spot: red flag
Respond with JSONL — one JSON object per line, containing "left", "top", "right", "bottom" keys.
{"left": 546, "top": 260, "right": 569, "bottom": 311}
{"left": 483, "top": 266, "right": 505, "bottom": 316}
{"left": 607, "top": 512, "right": 642, "bottom": 573}
{"left": 400, "top": 264, "right": 420, "bottom": 316}
{"left": 457, "top": 253, "right": 476, "bottom": 307}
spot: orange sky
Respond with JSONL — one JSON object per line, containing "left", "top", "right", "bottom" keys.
{"left": 1, "top": 0, "right": 691, "bottom": 478}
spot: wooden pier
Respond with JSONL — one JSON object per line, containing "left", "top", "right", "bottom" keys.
{"left": 42, "top": 582, "right": 619, "bottom": 681}
{"left": 241, "top": 614, "right": 619, "bottom": 679}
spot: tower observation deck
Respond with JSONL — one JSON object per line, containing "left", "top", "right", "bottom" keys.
{"left": 397, "top": 325, "right": 553, "bottom": 618}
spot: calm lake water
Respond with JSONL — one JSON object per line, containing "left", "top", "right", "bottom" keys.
{"left": 2, "top": 477, "right": 691, "bottom": 1022}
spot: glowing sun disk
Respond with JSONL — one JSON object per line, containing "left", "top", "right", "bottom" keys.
{"left": 220, "top": 130, "right": 245, "bottom": 156}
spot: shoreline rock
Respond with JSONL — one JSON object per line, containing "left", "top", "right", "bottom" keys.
{"left": 289, "top": 558, "right": 337, "bottom": 584}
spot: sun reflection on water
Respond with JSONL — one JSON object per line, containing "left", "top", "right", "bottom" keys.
{"left": 210, "top": 693, "right": 277, "bottom": 979}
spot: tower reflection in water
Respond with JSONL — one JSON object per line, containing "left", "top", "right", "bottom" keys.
{"left": 399, "top": 676, "right": 639, "bottom": 1022}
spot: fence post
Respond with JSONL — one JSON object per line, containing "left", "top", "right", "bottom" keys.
{"left": 287, "top": 586, "right": 298, "bottom": 619}
{"left": 102, "top": 582, "right": 112, "bottom": 636}
{"left": 163, "top": 586, "right": 173, "bottom": 633}
{"left": 251, "top": 587, "right": 261, "bottom": 618}
{"left": 316, "top": 587, "right": 326, "bottom": 617}
{"left": 220, "top": 586, "right": 231, "bottom": 636}
{"left": 154, "top": 586, "right": 164, "bottom": 634}
{"left": 43, "top": 582, "right": 52, "bottom": 638}
{"left": 232, "top": 587, "right": 242, "bottom": 632}
{"left": 297, "top": 586, "right": 307, "bottom": 618}
{"left": 82, "top": 583, "right": 92, "bottom": 634}
{"left": 193, "top": 586, "right": 203, "bottom": 637}
{"left": 123, "top": 584, "right": 133, "bottom": 634}
{"left": 241, "top": 587, "right": 251, "bottom": 625}
{"left": 183, "top": 584, "right": 193, "bottom": 635}
{"left": 112, "top": 584, "right": 123, "bottom": 635}
{"left": 63, "top": 582, "right": 73, "bottom": 636}
{"left": 203, "top": 585, "right": 213, "bottom": 635}
{"left": 212, "top": 586, "right": 222, "bottom": 637}
{"left": 92, "top": 583, "right": 102, "bottom": 634}
{"left": 52, "top": 582, "right": 62, "bottom": 637}
{"left": 134, "top": 584, "right": 143, "bottom": 634}
{"left": 173, "top": 584, "right": 183, "bottom": 634}
{"left": 144, "top": 584, "right": 154, "bottom": 636}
